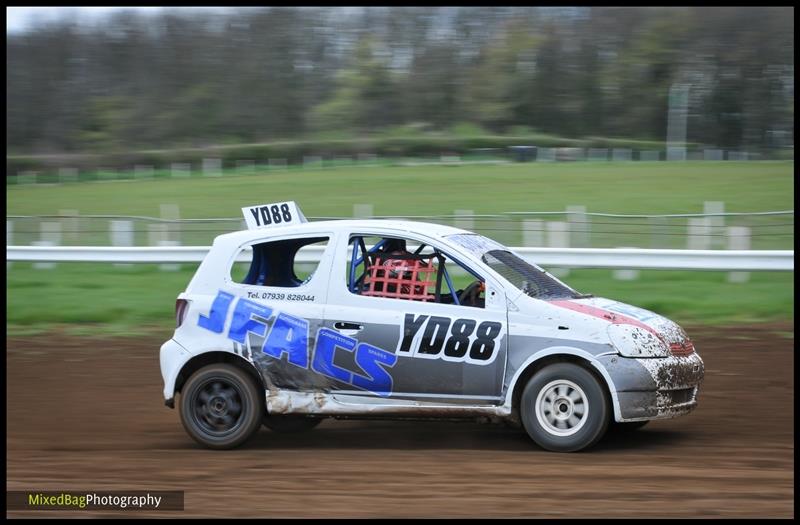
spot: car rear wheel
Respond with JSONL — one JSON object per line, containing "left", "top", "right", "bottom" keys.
{"left": 263, "top": 414, "right": 322, "bottom": 433}
{"left": 520, "top": 363, "right": 610, "bottom": 452}
{"left": 179, "top": 363, "right": 263, "bottom": 449}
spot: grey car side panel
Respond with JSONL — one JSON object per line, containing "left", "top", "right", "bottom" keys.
{"left": 245, "top": 323, "right": 655, "bottom": 406}
{"left": 504, "top": 334, "right": 654, "bottom": 392}
{"left": 320, "top": 320, "right": 507, "bottom": 398}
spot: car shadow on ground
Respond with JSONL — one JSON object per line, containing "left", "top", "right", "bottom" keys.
{"left": 160, "top": 420, "right": 690, "bottom": 453}
{"left": 592, "top": 428, "right": 688, "bottom": 452}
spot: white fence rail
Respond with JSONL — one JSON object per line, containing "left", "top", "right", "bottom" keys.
{"left": 6, "top": 245, "right": 794, "bottom": 271}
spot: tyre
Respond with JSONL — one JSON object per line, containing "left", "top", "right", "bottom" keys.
{"left": 179, "top": 363, "right": 264, "bottom": 449}
{"left": 520, "top": 362, "right": 610, "bottom": 452}
{"left": 263, "top": 414, "right": 322, "bottom": 433}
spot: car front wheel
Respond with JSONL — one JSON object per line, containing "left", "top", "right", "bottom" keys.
{"left": 520, "top": 362, "right": 610, "bottom": 452}
{"left": 179, "top": 363, "right": 264, "bottom": 449}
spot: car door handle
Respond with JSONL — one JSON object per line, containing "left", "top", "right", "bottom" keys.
{"left": 334, "top": 321, "right": 363, "bottom": 331}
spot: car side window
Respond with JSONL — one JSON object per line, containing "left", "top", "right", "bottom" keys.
{"left": 346, "top": 234, "right": 485, "bottom": 308}
{"left": 231, "top": 236, "right": 329, "bottom": 287}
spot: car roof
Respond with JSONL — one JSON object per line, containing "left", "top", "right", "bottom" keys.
{"left": 214, "top": 219, "right": 473, "bottom": 245}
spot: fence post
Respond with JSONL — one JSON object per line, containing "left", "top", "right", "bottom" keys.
{"left": 536, "top": 148, "right": 555, "bottom": 162}
{"left": 59, "top": 209, "right": 79, "bottom": 244}
{"left": 110, "top": 220, "right": 134, "bottom": 268}
{"left": 588, "top": 148, "right": 608, "bottom": 161}
{"left": 612, "top": 148, "right": 632, "bottom": 161}
{"left": 7, "top": 220, "right": 13, "bottom": 269}
{"left": 160, "top": 204, "right": 180, "bottom": 225}
{"left": 454, "top": 209, "right": 475, "bottom": 233}
{"left": 727, "top": 226, "right": 751, "bottom": 283}
{"left": 703, "top": 149, "right": 723, "bottom": 161}
{"left": 160, "top": 240, "right": 180, "bottom": 271}
{"left": 353, "top": 204, "right": 374, "bottom": 218}
{"left": 148, "top": 224, "right": 179, "bottom": 272}
{"left": 643, "top": 150, "right": 662, "bottom": 161}
{"left": 33, "top": 222, "right": 62, "bottom": 270}
{"left": 566, "top": 205, "right": 590, "bottom": 248}
{"left": 546, "top": 221, "right": 570, "bottom": 277}
{"left": 171, "top": 163, "right": 191, "bottom": 178}
{"left": 522, "top": 219, "right": 544, "bottom": 247}
{"left": 147, "top": 223, "right": 164, "bottom": 248}
{"left": 303, "top": 156, "right": 322, "bottom": 169}
{"left": 687, "top": 218, "right": 712, "bottom": 250}
{"left": 613, "top": 247, "right": 640, "bottom": 281}
{"left": 159, "top": 204, "right": 181, "bottom": 271}
{"left": 203, "top": 158, "right": 222, "bottom": 177}
{"left": 726, "top": 151, "right": 748, "bottom": 161}
{"left": 704, "top": 201, "right": 725, "bottom": 249}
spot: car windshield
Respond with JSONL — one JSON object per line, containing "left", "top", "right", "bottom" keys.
{"left": 446, "top": 233, "right": 587, "bottom": 300}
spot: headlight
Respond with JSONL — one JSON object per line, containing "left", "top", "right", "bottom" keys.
{"left": 607, "top": 324, "right": 670, "bottom": 358}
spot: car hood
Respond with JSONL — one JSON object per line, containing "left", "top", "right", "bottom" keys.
{"left": 546, "top": 296, "right": 692, "bottom": 350}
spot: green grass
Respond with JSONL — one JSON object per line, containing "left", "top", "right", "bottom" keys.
{"left": 6, "top": 263, "right": 793, "bottom": 336}
{"left": 7, "top": 161, "right": 793, "bottom": 218}
{"left": 7, "top": 161, "right": 794, "bottom": 250}
{"left": 6, "top": 161, "right": 794, "bottom": 334}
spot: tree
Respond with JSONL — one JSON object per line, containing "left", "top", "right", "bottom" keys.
{"left": 309, "top": 35, "right": 395, "bottom": 133}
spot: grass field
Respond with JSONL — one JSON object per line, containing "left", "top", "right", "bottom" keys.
{"left": 6, "top": 263, "right": 793, "bottom": 336}
{"left": 6, "top": 161, "right": 794, "bottom": 334}
{"left": 7, "top": 161, "right": 793, "bottom": 217}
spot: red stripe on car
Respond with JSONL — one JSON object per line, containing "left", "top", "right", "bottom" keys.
{"left": 548, "top": 300, "right": 664, "bottom": 340}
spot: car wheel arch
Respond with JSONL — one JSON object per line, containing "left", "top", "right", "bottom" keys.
{"left": 507, "top": 348, "right": 621, "bottom": 424}
{"left": 174, "top": 351, "right": 266, "bottom": 397}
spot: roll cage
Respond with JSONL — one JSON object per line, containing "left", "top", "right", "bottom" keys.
{"left": 346, "top": 235, "right": 484, "bottom": 307}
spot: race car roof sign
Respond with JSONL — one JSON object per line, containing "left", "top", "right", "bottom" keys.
{"left": 242, "top": 201, "right": 307, "bottom": 230}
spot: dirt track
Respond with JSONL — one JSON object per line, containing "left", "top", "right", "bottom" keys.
{"left": 6, "top": 324, "right": 794, "bottom": 518}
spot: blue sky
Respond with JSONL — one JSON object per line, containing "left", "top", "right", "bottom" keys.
{"left": 7, "top": 7, "right": 165, "bottom": 33}
{"left": 6, "top": 6, "right": 366, "bottom": 34}
{"left": 4, "top": 7, "right": 270, "bottom": 33}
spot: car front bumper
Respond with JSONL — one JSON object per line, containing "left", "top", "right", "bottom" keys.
{"left": 599, "top": 352, "right": 705, "bottom": 422}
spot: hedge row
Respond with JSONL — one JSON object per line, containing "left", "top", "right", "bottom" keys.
{"left": 6, "top": 134, "right": 685, "bottom": 176}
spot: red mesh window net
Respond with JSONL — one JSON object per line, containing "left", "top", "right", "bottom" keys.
{"left": 362, "top": 253, "right": 437, "bottom": 301}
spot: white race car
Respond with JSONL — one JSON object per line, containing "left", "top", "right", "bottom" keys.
{"left": 160, "top": 201, "right": 704, "bottom": 452}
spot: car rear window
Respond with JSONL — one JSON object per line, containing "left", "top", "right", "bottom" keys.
{"left": 231, "top": 236, "right": 329, "bottom": 287}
